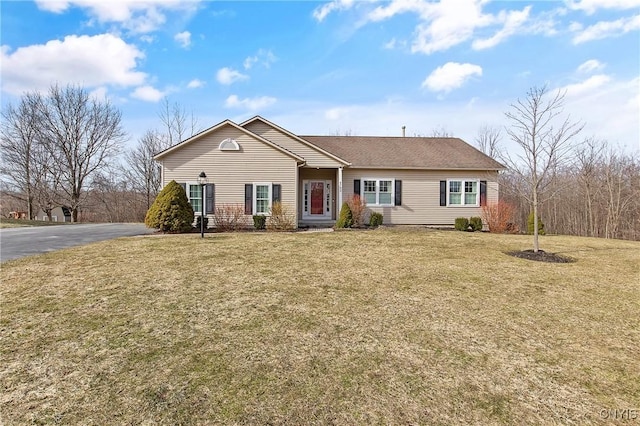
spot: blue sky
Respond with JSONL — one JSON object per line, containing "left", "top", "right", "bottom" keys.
{"left": 1, "top": 0, "right": 639, "bottom": 152}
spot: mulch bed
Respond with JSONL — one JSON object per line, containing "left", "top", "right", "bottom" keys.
{"left": 506, "top": 249, "right": 575, "bottom": 263}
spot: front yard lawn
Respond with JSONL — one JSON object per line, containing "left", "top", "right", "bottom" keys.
{"left": 1, "top": 229, "right": 638, "bottom": 424}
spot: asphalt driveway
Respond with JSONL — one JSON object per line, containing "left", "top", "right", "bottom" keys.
{"left": 0, "top": 223, "right": 154, "bottom": 262}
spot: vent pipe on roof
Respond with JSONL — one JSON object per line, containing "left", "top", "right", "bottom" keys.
{"left": 402, "top": 126, "right": 406, "bottom": 137}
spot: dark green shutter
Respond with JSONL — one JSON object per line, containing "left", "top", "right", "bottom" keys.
{"left": 440, "top": 181, "right": 446, "bottom": 206}
{"left": 272, "top": 184, "right": 281, "bottom": 203}
{"left": 394, "top": 180, "right": 402, "bottom": 206}
{"left": 480, "top": 180, "right": 487, "bottom": 206}
{"left": 245, "top": 184, "right": 253, "bottom": 215}
{"left": 179, "top": 182, "right": 186, "bottom": 193}
{"left": 206, "top": 183, "right": 215, "bottom": 214}
{"left": 354, "top": 179, "right": 361, "bottom": 196}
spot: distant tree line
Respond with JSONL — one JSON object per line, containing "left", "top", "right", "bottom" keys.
{"left": 1, "top": 83, "right": 638, "bottom": 242}
{"left": 475, "top": 85, "right": 639, "bottom": 242}
{"left": 498, "top": 140, "right": 639, "bottom": 240}
{"left": 1, "top": 84, "right": 199, "bottom": 223}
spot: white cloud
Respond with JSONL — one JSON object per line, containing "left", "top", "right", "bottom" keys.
{"left": 131, "top": 85, "right": 165, "bottom": 102}
{"left": 243, "top": 56, "right": 258, "bottom": 70}
{"left": 567, "top": 0, "right": 640, "bottom": 15}
{"left": 367, "top": 0, "right": 432, "bottom": 22}
{"left": 269, "top": 76, "right": 638, "bottom": 154}
{"left": 382, "top": 37, "right": 409, "bottom": 50}
{"left": 559, "top": 74, "right": 612, "bottom": 97}
{"left": 319, "top": 0, "right": 559, "bottom": 54}
{"left": 325, "top": 107, "right": 351, "bottom": 120}
{"left": 34, "top": 0, "right": 201, "bottom": 34}
{"left": 89, "top": 86, "right": 108, "bottom": 101}
{"left": 216, "top": 67, "right": 249, "bottom": 85}
{"left": 472, "top": 7, "right": 531, "bottom": 50}
{"left": 572, "top": 14, "right": 640, "bottom": 43}
{"left": 174, "top": 31, "right": 191, "bottom": 48}
{"left": 569, "top": 21, "right": 584, "bottom": 32}
{"left": 89, "top": 86, "right": 108, "bottom": 100}
{"left": 312, "top": 0, "right": 354, "bottom": 22}
{"left": 243, "top": 49, "right": 277, "bottom": 70}
{"left": 35, "top": 0, "right": 69, "bottom": 13}
{"left": 561, "top": 76, "right": 639, "bottom": 148}
{"left": 422, "top": 62, "right": 482, "bottom": 93}
{"left": 577, "top": 59, "right": 605, "bottom": 73}
{"left": 187, "top": 79, "right": 205, "bottom": 89}
{"left": 383, "top": 38, "right": 397, "bottom": 49}
{"left": 364, "top": 0, "right": 533, "bottom": 55}
{"left": 0, "top": 34, "right": 146, "bottom": 95}
{"left": 224, "top": 95, "right": 276, "bottom": 111}
{"left": 410, "top": 0, "right": 495, "bottom": 54}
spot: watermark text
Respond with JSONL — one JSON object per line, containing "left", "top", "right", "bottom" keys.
{"left": 600, "top": 409, "right": 638, "bottom": 420}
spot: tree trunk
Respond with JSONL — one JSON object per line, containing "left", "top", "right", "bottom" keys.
{"left": 533, "top": 190, "right": 539, "bottom": 253}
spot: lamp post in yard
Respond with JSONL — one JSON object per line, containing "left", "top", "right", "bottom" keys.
{"left": 198, "top": 171, "right": 207, "bottom": 238}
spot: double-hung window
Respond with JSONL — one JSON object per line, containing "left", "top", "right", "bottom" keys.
{"left": 363, "top": 179, "right": 394, "bottom": 206}
{"left": 254, "top": 183, "right": 271, "bottom": 215}
{"left": 448, "top": 179, "right": 479, "bottom": 206}
{"left": 188, "top": 184, "right": 203, "bottom": 213}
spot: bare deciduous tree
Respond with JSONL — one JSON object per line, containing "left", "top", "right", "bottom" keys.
{"left": 124, "top": 99, "right": 201, "bottom": 216}
{"left": 158, "top": 97, "right": 200, "bottom": 147}
{"left": 575, "top": 138, "right": 605, "bottom": 237}
{"left": 329, "top": 129, "right": 356, "bottom": 136}
{"left": 430, "top": 126, "right": 452, "bottom": 137}
{"left": 501, "top": 140, "right": 639, "bottom": 241}
{"left": 0, "top": 92, "right": 43, "bottom": 219}
{"left": 503, "top": 85, "right": 583, "bottom": 252}
{"left": 602, "top": 148, "right": 636, "bottom": 239}
{"left": 124, "top": 130, "right": 165, "bottom": 209}
{"left": 475, "top": 125, "right": 502, "bottom": 158}
{"left": 37, "top": 84, "right": 126, "bottom": 222}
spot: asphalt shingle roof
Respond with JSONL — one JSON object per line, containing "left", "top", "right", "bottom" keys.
{"left": 300, "top": 136, "right": 505, "bottom": 170}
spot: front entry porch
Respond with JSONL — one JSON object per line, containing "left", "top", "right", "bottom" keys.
{"left": 298, "top": 167, "right": 343, "bottom": 228}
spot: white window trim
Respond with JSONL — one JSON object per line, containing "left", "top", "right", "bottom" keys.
{"left": 362, "top": 178, "right": 395, "bottom": 206}
{"left": 186, "top": 182, "right": 205, "bottom": 215}
{"left": 253, "top": 182, "right": 272, "bottom": 216}
{"left": 219, "top": 138, "right": 240, "bottom": 151}
{"left": 446, "top": 179, "right": 479, "bottom": 207}
{"left": 302, "top": 179, "right": 332, "bottom": 219}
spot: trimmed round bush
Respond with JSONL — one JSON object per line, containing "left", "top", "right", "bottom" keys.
{"left": 454, "top": 217, "right": 470, "bottom": 231}
{"left": 469, "top": 216, "right": 483, "bottom": 232}
{"left": 253, "top": 215, "right": 266, "bottom": 230}
{"left": 369, "top": 212, "right": 383, "bottom": 227}
{"left": 145, "top": 180, "right": 194, "bottom": 233}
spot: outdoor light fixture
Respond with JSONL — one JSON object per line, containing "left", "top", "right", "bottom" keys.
{"left": 198, "top": 171, "right": 207, "bottom": 238}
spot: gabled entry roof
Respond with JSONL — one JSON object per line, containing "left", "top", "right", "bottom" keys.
{"left": 153, "top": 119, "right": 305, "bottom": 163}
{"left": 240, "top": 116, "right": 351, "bottom": 166}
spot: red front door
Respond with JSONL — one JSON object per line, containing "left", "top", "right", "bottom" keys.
{"left": 310, "top": 181, "right": 324, "bottom": 215}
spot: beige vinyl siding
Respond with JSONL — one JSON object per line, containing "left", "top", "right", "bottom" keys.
{"left": 342, "top": 168, "right": 499, "bottom": 226}
{"left": 244, "top": 121, "right": 344, "bottom": 168}
{"left": 161, "top": 126, "right": 298, "bottom": 224}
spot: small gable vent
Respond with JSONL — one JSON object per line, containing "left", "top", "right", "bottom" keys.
{"left": 219, "top": 138, "right": 240, "bottom": 151}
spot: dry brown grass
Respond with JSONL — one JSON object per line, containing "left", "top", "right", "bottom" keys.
{"left": 1, "top": 229, "right": 638, "bottom": 425}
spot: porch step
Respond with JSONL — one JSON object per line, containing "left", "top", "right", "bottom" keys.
{"left": 298, "top": 221, "right": 335, "bottom": 229}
